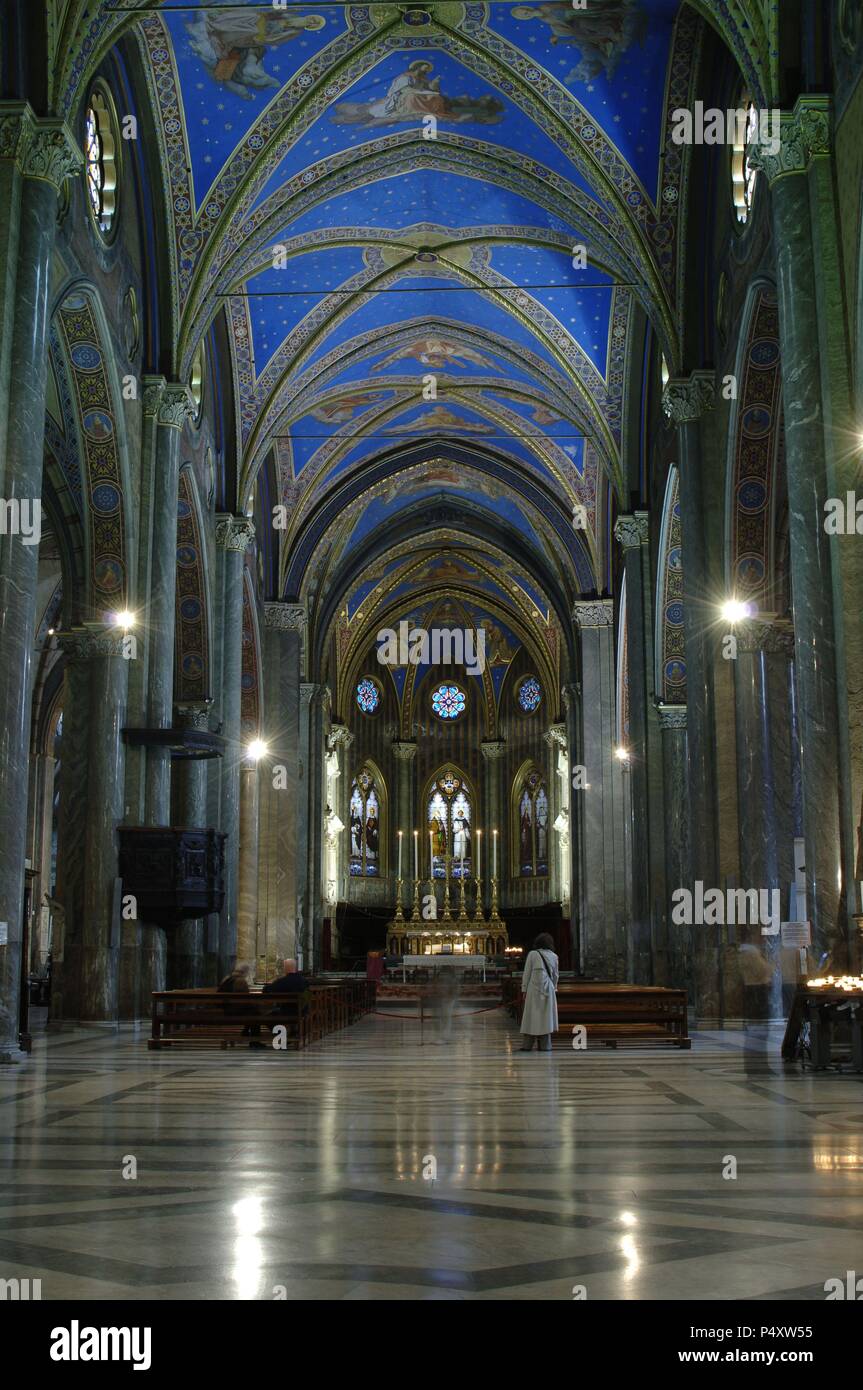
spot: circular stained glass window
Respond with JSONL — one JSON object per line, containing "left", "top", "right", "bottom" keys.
{"left": 356, "top": 677, "right": 381, "bottom": 715}
{"left": 84, "top": 86, "right": 118, "bottom": 241}
{"left": 517, "top": 675, "right": 542, "bottom": 714}
{"left": 431, "top": 682, "right": 466, "bottom": 720}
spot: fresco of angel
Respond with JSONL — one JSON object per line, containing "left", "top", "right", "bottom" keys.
{"left": 370, "top": 337, "right": 497, "bottom": 372}
{"left": 185, "top": 8, "right": 325, "bottom": 99}
{"left": 511, "top": 1, "right": 647, "bottom": 84}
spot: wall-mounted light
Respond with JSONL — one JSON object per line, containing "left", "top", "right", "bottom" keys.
{"left": 614, "top": 746, "right": 630, "bottom": 763}
{"left": 111, "top": 610, "right": 135, "bottom": 630}
{"left": 247, "top": 738, "right": 268, "bottom": 761}
{"left": 720, "top": 598, "right": 751, "bottom": 624}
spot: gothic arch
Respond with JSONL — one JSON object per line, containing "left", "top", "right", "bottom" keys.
{"left": 511, "top": 759, "right": 550, "bottom": 880}
{"left": 655, "top": 466, "right": 685, "bottom": 705}
{"left": 724, "top": 282, "right": 783, "bottom": 611}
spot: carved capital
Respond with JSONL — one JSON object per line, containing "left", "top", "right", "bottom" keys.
{"left": 480, "top": 740, "right": 506, "bottom": 762}
{"left": 561, "top": 682, "right": 580, "bottom": 709}
{"left": 264, "top": 602, "right": 306, "bottom": 632}
{"left": 544, "top": 723, "right": 568, "bottom": 750}
{"left": 58, "top": 623, "right": 127, "bottom": 661}
{"left": 215, "top": 514, "right": 255, "bottom": 554}
{"left": 572, "top": 599, "right": 614, "bottom": 629}
{"left": 748, "top": 98, "right": 831, "bottom": 186}
{"left": 614, "top": 512, "right": 649, "bottom": 549}
{"left": 736, "top": 618, "right": 796, "bottom": 656}
{"left": 156, "top": 383, "right": 194, "bottom": 430}
{"left": 328, "top": 722, "right": 353, "bottom": 751}
{"left": 657, "top": 703, "right": 687, "bottom": 731}
{"left": 662, "top": 372, "right": 715, "bottom": 424}
{"left": 174, "top": 700, "right": 212, "bottom": 731}
{"left": 392, "top": 740, "right": 418, "bottom": 762}
{"left": 0, "top": 107, "right": 82, "bottom": 193}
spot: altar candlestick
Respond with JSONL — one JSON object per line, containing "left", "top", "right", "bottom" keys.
{"left": 430, "top": 828, "right": 434, "bottom": 876}
{"left": 476, "top": 829, "right": 481, "bottom": 879}
{"left": 398, "top": 830, "right": 403, "bottom": 879}
{"left": 414, "top": 830, "right": 418, "bottom": 881}
{"left": 460, "top": 851, "right": 464, "bottom": 881}
{"left": 493, "top": 829, "right": 498, "bottom": 878}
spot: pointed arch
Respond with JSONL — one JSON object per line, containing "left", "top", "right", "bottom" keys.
{"left": 423, "top": 764, "right": 475, "bottom": 879}
{"left": 348, "top": 758, "right": 387, "bottom": 879}
{"left": 511, "top": 759, "right": 549, "bottom": 880}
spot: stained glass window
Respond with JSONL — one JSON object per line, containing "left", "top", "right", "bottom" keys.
{"left": 517, "top": 675, "right": 542, "bottom": 714}
{"left": 427, "top": 771, "right": 472, "bottom": 879}
{"left": 516, "top": 768, "right": 549, "bottom": 878}
{"left": 732, "top": 98, "right": 759, "bottom": 224}
{"left": 349, "top": 768, "right": 382, "bottom": 877}
{"left": 431, "top": 682, "right": 466, "bottom": 720}
{"left": 356, "top": 676, "right": 381, "bottom": 715}
{"left": 84, "top": 89, "right": 117, "bottom": 238}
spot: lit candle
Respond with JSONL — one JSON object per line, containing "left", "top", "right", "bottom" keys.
{"left": 460, "top": 849, "right": 464, "bottom": 881}
{"left": 429, "top": 828, "right": 434, "bottom": 877}
{"left": 476, "top": 829, "right": 481, "bottom": 879}
{"left": 414, "top": 830, "right": 418, "bottom": 880}
{"left": 398, "top": 830, "right": 403, "bottom": 879}
{"left": 493, "top": 828, "right": 498, "bottom": 878}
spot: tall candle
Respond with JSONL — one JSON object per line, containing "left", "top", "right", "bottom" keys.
{"left": 493, "top": 829, "right": 498, "bottom": 878}
{"left": 476, "top": 829, "right": 481, "bottom": 878}
{"left": 460, "top": 850, "right": 464, "bottom": 881}
{"left": 414, "top": 830, "right": 418, "bottom": 880}
{"left": 398, "top": 830, "right": 403, "bottom": 879}
{"left": 429, "top": 828, "right": 434, "bottom": 877}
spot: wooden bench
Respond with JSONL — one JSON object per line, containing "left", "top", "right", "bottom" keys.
{"left": 782, "top": 982, "right": 863, "bottom": 1070}
{"left": 508, "top": 979, "right": 691, "bottom": 1049}
{"left": 147, "top": 977, "right": 376, "bottom": 1051}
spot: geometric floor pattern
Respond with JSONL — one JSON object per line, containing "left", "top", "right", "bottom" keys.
{"left": 1, "top": 1010, "right": 861, "bottom": 1300}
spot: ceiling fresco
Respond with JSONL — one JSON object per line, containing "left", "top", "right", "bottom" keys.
{"left": 58, "top": 0, "right": 772, "bottom": 648}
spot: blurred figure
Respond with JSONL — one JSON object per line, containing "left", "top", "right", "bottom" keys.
{"left": 216, "top": 963, "right": 262, "bottom": 1046}
{"left": 519, "top": 932, "right": 559, "bottom": 1052}
{"left": 431, "top": 964, "right": 459, "bottom": 1043}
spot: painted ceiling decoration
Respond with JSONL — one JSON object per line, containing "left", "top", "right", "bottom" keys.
{"left": 53, "top": 0, "right": 773, "bottom": 641}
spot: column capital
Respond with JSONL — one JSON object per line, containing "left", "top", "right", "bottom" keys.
{"left": 544, "top": 723, "right": 568, "bottom": 750}
{"left": 572, "top": 598, "right": 614, "bottom": 628}
{"left": 657, "top": 702, "right": 687, "bottom": 730}
{"left": 300, "top": 682, "right": 327, "bottom": 709}
{"left": 142, "top": 378, "right": 194, "bottom": 429}
{"left": 480, "top": 740, "right": 506, "bottom": 762}
{"left": 0, "top": 105, "right": 82, "bottom": 192}
{"left": 561, "top": 681, "right": 580, "bottom": 708}
{"left": 174, "top": 700, "right": 212, "bottom": 731}
{"left": 58, "top": 622, "right": 127, "bottom": 661}
{"left": 215, "top": 514, "right": 255, "bottom": 554}
{"left": 392, "top": 740, "right": 417, "bottom": 761}
{"left": 748, "top": 96, "right": 831, "bottom": 187}
{"left": 662, "top": 372, "right": 715, "bottom": 424}
{"left": 736, "top": 618, "right": 796, "bottom": 656}
{"left": 263, "top": 601, "right": 306, "bottom": 632}
{"left": 328, "top": 723, "right": 354, "bottom": 751}
{"left": 614, "top": 512, "right": 649, "bottom": 549}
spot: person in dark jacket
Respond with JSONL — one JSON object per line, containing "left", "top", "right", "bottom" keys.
{"left": 216, "top": 963, "right": 263, "bottom": 1046}
{"left": 262, "top": 958, "right": 308, "bottom": 994}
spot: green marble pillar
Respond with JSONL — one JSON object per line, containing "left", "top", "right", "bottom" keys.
{"left": 0, "top": 108, "right": 80, "bottom": 1058}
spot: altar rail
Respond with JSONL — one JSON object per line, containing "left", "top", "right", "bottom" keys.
{"left": 148, "top": 978, "right": 376, "bottom": 1050}
{"left": 503, "top": 979, "right": 690, "bottom": 1050}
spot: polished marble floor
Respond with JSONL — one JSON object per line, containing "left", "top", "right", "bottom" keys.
{"left": 1, "top": 1008, "right": 861, "bottom": 1300}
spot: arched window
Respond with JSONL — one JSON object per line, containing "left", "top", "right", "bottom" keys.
{"left": 514, "top": 766, "right": 549, "bottom": 878}
{"left": 732, "top": 97, "right": 759, "bottom": 225}
{"left": 84, "top": 85, "right": 118, "bottom": 240}
{"left": 349, "top": 767, "right": 382, "bottom": 877}
{"left": 427, "top": 769, "right": 472, "bottom": 879}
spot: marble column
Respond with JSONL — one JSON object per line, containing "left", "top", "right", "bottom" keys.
{"left": 392, "top": 741, "right": 417, "bottom": 896}
{"left": 237, "top": 758, "right": 260, "bottom": 973}
{"left": 545, "top": 724, "right": 569, "bottom": 910}
{"left": 298, "top": 683, "right": 327, "bottom": 970}
{"left": 750, "top": 101, "right": 847, "bottom": 963}
{"left": 213, "top": 515, "right": 255, "bottom": 978}
{"left": 562, "top": 684, "right": 581, "bottom": 960}
{"left": 662, "top": 374, "right": 721, "bottom": 1018}
{"left": 614, "top": 513, "right": 655, "bottom": 984}
{"left": 167, "top": 700, "right": 212, "bottom": 988}
{"left": 257, "top": 603, "right": 305, "bottom": 975}
{"left": 657, "top": 704, "right": 689, "bottom": 991}
{"left": 53, "top": 626, "right": 128, "bottom": 1021}
{"left": 133, "top": 382, "right": 194, "bottom": 1008}
{"left": 480, "top": 740, "right": 506, "bottom": 912}
{"left": 0, "top": 110, "right": 81, "bottom": 1057}
{"left": 572, "top": 600, "right": 627, "bottom": 979}
{"left": 324, "top": 723, "right": 353, "bottom": 961}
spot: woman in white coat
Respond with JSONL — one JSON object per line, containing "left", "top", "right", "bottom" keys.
{"left": 519, "top": 933, "right": 559, "bottom": 1052}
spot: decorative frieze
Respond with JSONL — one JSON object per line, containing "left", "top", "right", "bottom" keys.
{"left": 263, "top": 602, "right": 306, "bottom": 632}
{"left": 736, "top": 619, "right": 796, "bottom": 656}
{"left": 58, "top": 624, "right": 127, "bottom": 661}
{"left": 174, "top": 701, "right": 212, "bottom": 732}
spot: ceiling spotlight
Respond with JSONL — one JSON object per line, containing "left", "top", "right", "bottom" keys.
{"left": 247, "top": 739, "right": 268, "bottom": 761}
{"left": 720, "top": 599, "right": 751, "bottom": 624}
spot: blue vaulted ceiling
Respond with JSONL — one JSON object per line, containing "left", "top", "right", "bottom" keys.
{"left": 123, "top": 0, "right": 693, "bottom": 619}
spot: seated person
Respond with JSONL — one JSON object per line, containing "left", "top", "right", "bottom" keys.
{"left": 262, "top": 958, "right": 308, "bottom": 994}
{"left": 216, "top": 963, "right": 262, "bottom": 1045}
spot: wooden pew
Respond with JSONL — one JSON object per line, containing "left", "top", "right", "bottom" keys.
{"left": 508, "top": 979, "right": 690, "bottom": 1049}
